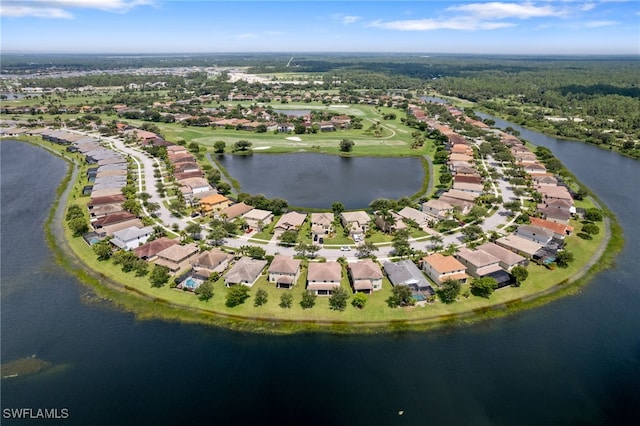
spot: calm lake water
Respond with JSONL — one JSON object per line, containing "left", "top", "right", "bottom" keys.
{"left": 217, "top": 153, "right": 425, "bottom": 209}
{"left": 1, "top": 129, "right": 639, "bottom": 425}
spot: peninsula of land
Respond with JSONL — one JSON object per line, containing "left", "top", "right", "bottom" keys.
{"left": 0, "top": 62, "right": 621, "bottom": 333}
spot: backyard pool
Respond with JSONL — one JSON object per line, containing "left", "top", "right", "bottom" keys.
{"left": 183, "top": 277, "right": 202, "bottom": 290}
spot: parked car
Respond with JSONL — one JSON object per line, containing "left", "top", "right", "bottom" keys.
{"left": 340, "top": 246, "right": 351, "bottom": 251}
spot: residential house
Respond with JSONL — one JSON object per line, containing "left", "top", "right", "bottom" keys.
{"left": 224, "top": 257, "right": 267, "bottom": 287}
{"left": 454, "top": 248, "right": 503, "bottom": 279}
{"left": 268, "top": 255, "right": 302, "bottom": 289}
{"left": 273, "top": 211, "right": 307, "bottom": 238}
{"left": 199, "top": 193, "right": 231, "bottom": 214}
{"left": 178, "top": 178, "right": 211, "bottom": 196}
{"left": 340, "top": 211, "right": 371, "bottom": 238}
{"left": 536, "top": 185, "right": 573, "bottom": 203}
{"left": 91, "top": 212, "right": 137, "bottom": 229}
{"left": 529, "top": 217, "right": 573, "bottom": 239}
{"left": 310, "top": 212, "right": 334, "bottom": 240}
{"left": 110, "top": 226, "right": 154, "bottom": 251}
{"left": 153, "top": 243, "right": 200, "bottom": 274}
{"left": 476, "top": 242, "right": 528, "bottom": 271}
{"left": 452, "top": 181, "right": 484, "bottom": 194}
{"left": 87, "top": 195, "right": 126, "bottom": 212}
{"left": 374, "top": 210, "right": 407, "bottom": 233}
{"left": 440, "top": 189, "right": 479, "bottom": 202}
{"left": 516, "top": 225, "right": 554, "bottom": 246}
{"left": 422, "top": 199, "right": 453, "bottom": 220}
{"left": 89, "top": 203, "right": 125, "bottom": 219}
{"left": 396, "top": 206, "right": 431, "bottom": 230}
{"left": 220, "top": 202, "right": 254, "bottom": 222}
{"left": 133, "top": 237, "right": 179, "bottom": 260}
{"left": 383, "top": 260, "right": 434, "bottom": 295}
{"left": 421, "top": 253, "right": 468, "bottom": 285}
{"left": 348, "top": 259, "right": 384, "bottom": 293}
{"left": 437, "top": 196, "right": 473, "bottom": 215}
{"left": 242, "top": 208, "right": 274, "bottom": 231}
{"left": 533, "top": 175, "right": 558, "bottom": 186}
{"left": 521, "top": 162, "right": 547, "bottom": 175}
{"left": 454, "top": 174, "right": 483, "bottom": 185}
{"left": 190, "top": 249, "right": 234, "bottom": 279}
{"left": 496, "top": 235, "right": 543, "bottom": 259}
{"left": 307, "top": 261, "right": 342, "bottom": 295}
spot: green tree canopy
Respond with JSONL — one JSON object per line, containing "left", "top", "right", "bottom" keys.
{"left": 339, "top": 139, "right": 354, "bottom": 153}
{"left": 510, "top": 265, "right": 529, "bottom": 287}
{"left": 149, "top": 265, "right": 170, "bottom": 288}
{"left": 253, "top": 289, "right": 268, "bottom": 307}
{"left": 225, "top": 284, "right": 250, "bottom": 307}
{"left": 279, "top": 292, "right": 293, "bottom": 308}
{"left": 386, "top": 285, "right": 415, "bottom": 308}
{"left": 329, "top": 287, "right": 349, "bottom": 311}
{"left": 351, "top": 292, "right": 368, "bottom": 309}
{"left": 470, "top": 277, "right": 498, "bottom": 298}
{"left": 195, "top": 280, "right": 214, "bottom": 301}
{"left": 300, "top": 290, "right": 317, "bottom": 309}
{"left": 436, "top": 278, "right": 461, "bottom": 304}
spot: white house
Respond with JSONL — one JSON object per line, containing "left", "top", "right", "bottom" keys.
{"left": 110, "top": 226, "right": 154, "bottom": 251}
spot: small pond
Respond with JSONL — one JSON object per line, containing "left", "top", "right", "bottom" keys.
{"left": 217, "top": 153, "right": 425, "bottom": 209}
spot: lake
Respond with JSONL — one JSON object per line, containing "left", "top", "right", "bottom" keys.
{"left": 217, "top": 153, "right": 425, "bottom": 209}
{"left": 1, "top": 127, "right": 639, "bottom": 425}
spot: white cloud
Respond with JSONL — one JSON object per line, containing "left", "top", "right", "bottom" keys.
{"left": 0, "top": 0, "right": 155, "bottom": 18}
{"left": 0, "top": 4, "right": 72, "bottom": 18}
{"left": 369, "top": 17, "right": 516, "bottom": 31}
{"left": 446, "top": 2, "right": 566, "bottom": 19}
{"left": 331, "top": 14, "right": 361, "bottom": 25}
{"left": 584, "top": 20, "right": 618, "bottom": 27}
{"left": 367, "top": 1, "right": 609, "bottom": 32}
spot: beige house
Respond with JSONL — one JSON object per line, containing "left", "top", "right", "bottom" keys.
{"left": 476, "top": 242, "right": 528, "bottom": 271}
{"left": 310, "top": 212, "right": 334, "bottom": 239}
{"left": 455, "top": 248, "right": 503, "bottom": 279}
{"left": 224, "top": 257, "right": 267, "bottom": 287}
{"left": 496, "top": 235, "right": 543, "bottom": 258}
{"left": 220, "top": 202, "right": 254, "bottom": 221}
{"left": 348, "top": 259, "right": 383, "bottom": 293}
{"left": 421, "top": 253, "right": 468, "bottom": 285}
{"left": 242, "top": 208, "right": 274, "bottom": 231}
{"left": 422, "top": 199, "right": 453, "bottom": 220}
{"left": 273, "top": 211, "right": 307, "bottom": 238}
{"left": 268, "top": 255, "right": 302, "bottom": 289}
{"left": 307, "top": 261, "right": 342, "bottom": 295}
{"left": 190, "top": 249, "right": 234, "bottom": 279}
{"left": 340, "top": 211, "right": 371, "bottom": 238}
{"left": 153, "top": 243, "right": 200, "bottom": 274}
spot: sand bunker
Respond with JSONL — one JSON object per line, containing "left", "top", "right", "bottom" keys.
{"left": 286, "top": 137, "right": 302, "bottom": 142}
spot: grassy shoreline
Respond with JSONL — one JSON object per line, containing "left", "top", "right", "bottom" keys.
{"left": 6, "top": 136, "right": 623, "bottom": 335}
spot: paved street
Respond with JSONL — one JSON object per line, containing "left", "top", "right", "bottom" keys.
{"left": 72, "top": 130, "right": 526, "bottom": 261}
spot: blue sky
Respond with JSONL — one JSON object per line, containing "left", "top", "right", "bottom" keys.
{"left": 1, "top": 1, "right": 639, "bottom": 54}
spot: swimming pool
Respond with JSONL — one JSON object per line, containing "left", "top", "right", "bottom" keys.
{"left": 183, "top": 277, "right": 201, "bottom": 290}
{"left": 412, "top": 293, "right": 426, "bottom": 302}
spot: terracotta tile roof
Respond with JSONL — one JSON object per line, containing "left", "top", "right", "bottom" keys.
{"left": 133, "top": 237, "right": 179, "bottom": 259}
{"left": 422, "top": 253, "right": 466, "bottom": 274}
